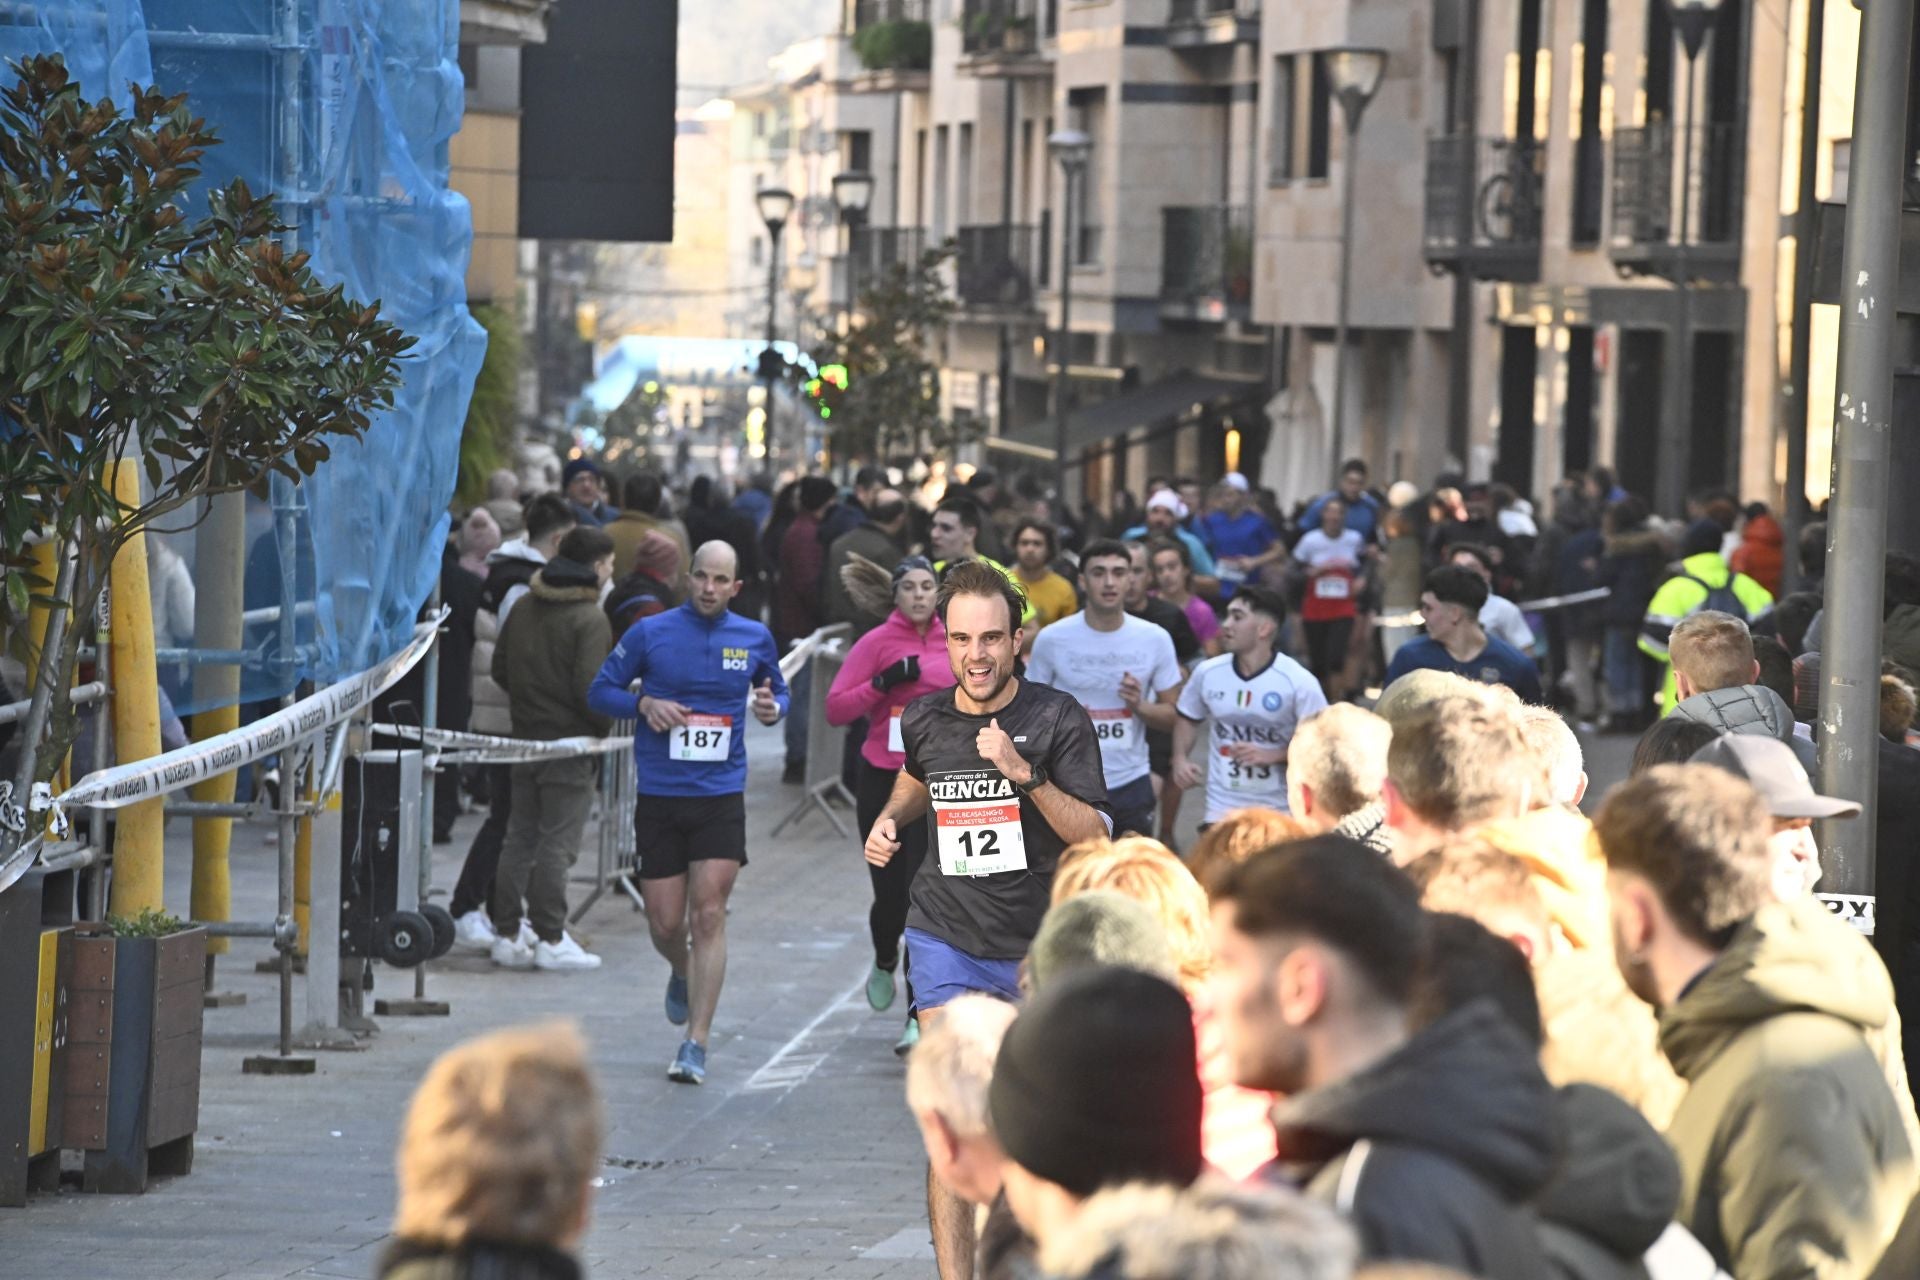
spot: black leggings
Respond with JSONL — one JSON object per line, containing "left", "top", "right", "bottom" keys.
{"left": 856, "top": 757, "right": 928, "bottom": 971}
{"left": 1304, "top": 617, "right": 1355, "bottom": 684}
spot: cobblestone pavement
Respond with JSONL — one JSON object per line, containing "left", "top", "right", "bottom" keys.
{"left": 1, "top": 713, "right": 1637, "bottom": 1279}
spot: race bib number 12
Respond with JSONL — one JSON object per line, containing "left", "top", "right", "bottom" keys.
{"left": 670, "top": 714, "right": 733, "bottom": 762}
{"left": 929, "top": 769, "right": 1028, "bottom": 877}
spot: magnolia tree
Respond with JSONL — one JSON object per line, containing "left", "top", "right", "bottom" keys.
{"left": 0, "top": 56, "right": 412, "bottom": 860}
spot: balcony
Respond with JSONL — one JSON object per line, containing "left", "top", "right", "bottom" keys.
{"left": 959, "top": 0, "right": 1050, "bottom": 78}
{"left": 1166, "top": 0, "right": 1258, "bottom": 47}
{"left": 1422, "top": 134, "right": 1544, "bottom": 282}
{"left": 1161, "top": 206, "right": 1253, "bottom": 321}
{"left": 850, "top": 0, "right": 931, "bottom": 78}
{"left": 1609, "top": 122, "right": 1743, "bottom": 283}
{"left": 833, "top": 226, "right": 928, "bottom": 306}
{"left": 955, "top": 224, "right": 1038, "bottom": 311}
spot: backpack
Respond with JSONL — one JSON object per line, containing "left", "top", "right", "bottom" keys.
{"left": 1681, "top": 572, "right": 1748, "bottom": 621}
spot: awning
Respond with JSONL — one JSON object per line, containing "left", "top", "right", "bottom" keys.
{"left": 988, "top": 371, "right": 1261, "bottom": 462}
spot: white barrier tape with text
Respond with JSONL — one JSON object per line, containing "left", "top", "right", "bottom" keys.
{"left": 51, "top": 612, "right": 447, "bottom": 813}
{"left": 371, "top": 723, "right": 633, "bottom": 765}
{"left": 1374, "top": 587, "right": 1612, "bottom": 631}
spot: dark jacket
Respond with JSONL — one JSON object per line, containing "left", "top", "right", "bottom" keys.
{"left": 1038, "top": 1177, "right": 1358, "bottom": 1280}
{"left": 377, "top": 1239, "right": 581, "bottom": 1280}
{"left": 1597, "top": 529, "right": 1668, "bottom": 629}
{"left": 1542, "top": 521, "right": 1605, "bottom": 635}
{"left": 824, "top": 519, "right": 908, "bottom": 638}
{"left": 470, "top": 541, "right": 545, "bottom": 736}
{"left": 1270, "top": 1001, "right": 1559, "bottom": 1278}
{"left": 1537, "top": 1084, "right": 1680, "bottom": 1280}
{"left": 685, "top": 500, "right": 765, "bottom": 620}
{"left": 1671, "top": 684, "right": 1817, "bottom": 773}
{"left": 493, "top": 558, "right": 612, "bottom": 742}
{"left": 773, "top": 510, "right": 827, "bottom": 644}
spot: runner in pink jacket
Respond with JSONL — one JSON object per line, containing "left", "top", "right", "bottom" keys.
{"left": 825, "top": 557, "right": 955, "bottom": 1041}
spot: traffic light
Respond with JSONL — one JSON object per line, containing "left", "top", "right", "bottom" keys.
{"left": 804, "top": 362, "right": 849, "bottom": 421}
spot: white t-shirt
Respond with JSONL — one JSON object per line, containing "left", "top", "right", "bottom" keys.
{"left": 1027, "top": 612, "right": 1182, "bottom": 789}
{"left": 1293, "top": 528, "right": 1366, "bottom": 570}
{"left": 1480, "top": 594, "right": 1535, "bottom": 653}
{"left": 1175, "top": 651, "right": 1328, "bottom": 822}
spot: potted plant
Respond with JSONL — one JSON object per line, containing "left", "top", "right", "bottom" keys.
{"left": 64, "top": 909, "right": 205, "bottom": 1193}
{"left": 1004, "top": 14, "right": 1037, "bottom": 51}
{"left": 0, "top": 55, "right": 412, "bottom": 883}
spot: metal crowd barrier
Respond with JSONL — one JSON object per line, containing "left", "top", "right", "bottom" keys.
{"left": 572, "top": 720, "right": 641, "bottom": 922}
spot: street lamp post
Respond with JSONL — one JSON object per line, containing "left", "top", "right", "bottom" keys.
{"left": 831, "top": 169, "right": 875, "bottom": 322}
{"left": 1048, "top": 128, "right": 1092, "bottom": 508}
{"left": 756, "top": 186, "right": 795, "bottom": 471}
{"left": 1658, "top": 0, "right": 1726, "bottom": 517}
{"left": 1326, "top": 47, "right": 1387, "bottom": 468}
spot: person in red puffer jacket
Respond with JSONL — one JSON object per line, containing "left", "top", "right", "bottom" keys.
{"left": 1729, "top": 503, "right": 1784, "bottom": 598}
{"left": 826, "top": 556, "right": 956, "bottom": 1045}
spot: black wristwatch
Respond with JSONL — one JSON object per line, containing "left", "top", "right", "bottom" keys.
{"left": 1015, "top": 762, "right": 1049, "bottom": 795}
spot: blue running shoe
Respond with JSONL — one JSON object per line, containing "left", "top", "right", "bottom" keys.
{"left": 667, "top": 1039, "right": 706, "bottom": 1085}
{"left": 665, "top": 972, "right": 689, "bottom": 1026}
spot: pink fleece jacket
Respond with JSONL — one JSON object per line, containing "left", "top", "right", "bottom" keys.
{"left": 825, "top": 609, "right": 955, "bottom": 770}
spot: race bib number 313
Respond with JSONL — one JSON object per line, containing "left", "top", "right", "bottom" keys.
{"left": 670, "top": 714, "right": 733, "bottom": 762}
{"left": 929, "top": 768, "right": 1029, "bottom": 877}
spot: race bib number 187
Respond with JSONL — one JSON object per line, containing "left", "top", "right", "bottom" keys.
{"left": 670, "top": 714, "right": 733, "bottom": 762}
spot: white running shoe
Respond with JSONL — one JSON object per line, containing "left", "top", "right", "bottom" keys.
{"left": 490, "top": 933, "right": 534, "bottom": 969}
{"left": 533, "top": 934, "right": 602, "bottom": 971}
{"left": 517, "top": 919, "right": 537, "bottom": 948}
{"left": 452, "top": 910, "right": 497, "bottom": 953}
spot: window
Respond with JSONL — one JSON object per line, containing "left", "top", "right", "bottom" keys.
{"left": 1270, "top": 55, "right": 1295, "bottom": 182}
{"left": 847, "top": 129, "right": 872, "bottom": 173}
{"left": 751, "top": 234, "right": 764, "bottom": 267}
{"left": 957, "top": 123, "right": 974, "bottom": 225}
{"left": 933, "top": 124, "right": 951, "bottom": 238}
{"left": 1307, "top": 53, "right": 1332, "bottom": 180}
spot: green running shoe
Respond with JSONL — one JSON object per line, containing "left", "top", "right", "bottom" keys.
{"left": 866, "top": 963, "right": 897, "bottom": 1012}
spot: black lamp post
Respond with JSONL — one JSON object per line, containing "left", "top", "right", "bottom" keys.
{"left": 1048, "top": 128, "right": 1092, "bottom": 506}
{"left": 831, "top": 169, "right": 875, "bottom": 319}
{"left": 756, "top": 186, "right": 795, "bottom": 469}
{"left": 1325, "top": 47, "right": 1387, "bottom": 465}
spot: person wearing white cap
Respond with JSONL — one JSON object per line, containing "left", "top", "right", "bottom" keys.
{"left": 1121, "top": 489, "right": 1219, "bottom": 597}
{"left": 1197, "top": 474, "right": 1284, "bottom": 592}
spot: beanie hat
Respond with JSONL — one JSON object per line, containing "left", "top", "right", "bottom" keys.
{"left": 799, "top": 476, "right": 839, "bottom": 513}
{"left": 1682, "top": 518, "right": 1724, "bottom": 558}
{"left": 988, "top": 966, "right": 1202, "bottom": 1198}
{"left": 562, "top": 457, "right": 601, "bottom": 487}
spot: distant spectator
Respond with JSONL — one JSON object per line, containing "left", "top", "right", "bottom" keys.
{"left": 1629, "top": 716, "right": 1721, "bottom": 777}
{"left": 1185, "top": 808, "right": 1313, "bottom": 894}
{"left": 560, "top": 457, "right": 615, "bottom": 527}
{"left": 684, "top": 476, "right": 766, "bottom": 620}
{"left": 1300, "top": 458, "right": 1384, "bottom": 543}
{"left": 819, "top": 465, "right": 886, "bottom": 547}
{"left": 1123, "top": 489, "right": 1218, "bottom": 587}
{"left": 1037, "top": 1179, "right": 1356, "bottom": 1280}
{"left": 1729, "top": 502, "right": 1784, "bottom": 596}
{"left": 1011, "top": 519, "right": 1078, "bottom": 633}
{"left": 1026, "top": 890, "right": 1177, "bottom": 992}
{"left": 1666, "top": 610, "right": 1815, "bottom": 772}
{"left": 1595, "top": 496, "right": 1669, "bottom": 732}
{"left": 774, "top": 476, "right": 840, "bottom": 783}
{"left": 1639, "top": 519, "right": 1773, "bottom": 715}
{"left": 605, "top": 472, "right": 689, "bottom": 581}
{"left": 1287, "top": 704, "right": 1394, "bottom": 854}
{"left": 381, "top": 1021, "right": 601, "bottom": 1280}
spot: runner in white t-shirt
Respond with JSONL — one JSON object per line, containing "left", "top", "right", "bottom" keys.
{"left": 1027, "top": 539, "right": 1184, "bottom": 836}
{"left": 1172, "top": 585, "right": 1328, "bottom": 825}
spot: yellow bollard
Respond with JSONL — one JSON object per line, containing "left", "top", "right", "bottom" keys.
{"left": 189, "top": 493, "right": 245, "bottom": 955}
{"left": 106, "top": 460, "right": 165, "bottom": 917}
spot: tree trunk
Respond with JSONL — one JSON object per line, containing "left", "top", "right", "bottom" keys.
{"left": 0, "top": 540, "right": 78, "bottom": 876}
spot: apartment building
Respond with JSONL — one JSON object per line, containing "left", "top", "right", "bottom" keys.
{"left": 738, "top": 0, "right": 1864, "bottom": 512}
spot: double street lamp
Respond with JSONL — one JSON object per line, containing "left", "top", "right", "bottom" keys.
{"left": 755, "top": 186, "right": 795, "bottom": 468}
{"left": 1048, "top": 128, "right": 1093, "bottom": 506}
{"left": 1326, "top": 46, "right": 1387, "bottom": 467}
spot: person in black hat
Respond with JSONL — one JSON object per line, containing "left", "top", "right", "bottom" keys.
{"left": 988, "top": 966, "right": 1203, "bottom": 1255}
{"left": 560, "top": 457, "right": 616, "bottom": 528}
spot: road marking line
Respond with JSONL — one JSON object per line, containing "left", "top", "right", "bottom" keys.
{"left": 744, "top": 971, "right": 869, "bottom": 1093}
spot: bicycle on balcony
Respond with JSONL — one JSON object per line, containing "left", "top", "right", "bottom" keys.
{"left": 1475, "top": 138, "right": 1542, "bottom": 246}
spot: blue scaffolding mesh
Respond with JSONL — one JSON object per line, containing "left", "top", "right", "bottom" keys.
{"left": 3, "top": 0, "right": 484, "bottom": 716}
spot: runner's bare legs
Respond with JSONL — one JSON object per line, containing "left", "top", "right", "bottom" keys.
{"left": 918, "top": 1005, "right": 977, "bottom": 1280}
{"left": 644, "top": 872, "right": 691, "bottom": 987}
{"left": 686, "top": 859, "right": 738, "bottom": 1046}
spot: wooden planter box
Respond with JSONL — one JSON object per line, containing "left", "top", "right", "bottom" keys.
{"left": 64, "top": 925, "right": 206, "bottom": 1193}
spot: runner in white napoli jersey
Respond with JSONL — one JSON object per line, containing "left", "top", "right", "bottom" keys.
{"left": 1172, "top": 586, "right": 1327, "bottom": 824}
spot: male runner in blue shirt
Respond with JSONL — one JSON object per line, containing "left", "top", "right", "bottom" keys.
{"left": 590, "top": 541, "right": 789, "bottom": 1084}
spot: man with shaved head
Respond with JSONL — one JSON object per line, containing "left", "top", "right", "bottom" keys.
{"left": 590, "top": 540, "right": 790, "bottom": 1085}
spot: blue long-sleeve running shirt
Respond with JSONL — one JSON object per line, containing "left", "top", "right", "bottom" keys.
{"left": 588, "top": 601, "right": 790, "bottom": 798}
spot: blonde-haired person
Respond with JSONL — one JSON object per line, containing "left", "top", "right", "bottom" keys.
{"left": 1051, "top": 835, "right": 1277, "bottom": 1179}
{"left": 1184, "top": 808, "right": 1312, "bottom": 898}
{"left": 383, "top": 1022, "right": 602, "bottom": 1280}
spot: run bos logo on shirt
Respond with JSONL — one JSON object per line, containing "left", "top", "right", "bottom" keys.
{"left": 722, "top": 646, "right": 750, "bottom": 673}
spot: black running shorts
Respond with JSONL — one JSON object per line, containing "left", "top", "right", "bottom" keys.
{"left": 634, "top": 792, "right": 748, "bottom": 880}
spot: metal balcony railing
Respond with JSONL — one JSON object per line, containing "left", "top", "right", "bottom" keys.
{"left": 1422, "top": 134, "right": 1544, "bottom": 279}
{"left": 853, "top": 0, "right": 928, "bottom": 25}
{"left": 1168, "top": 0, "right": 1252, "bottom": 19}
{"left": 848, "top": 225, "right": 927, "bottom": 280}
{"left": 1611, "top": 121, "right": 1743, "bottom": 249}
{"left": 1161, "top": 205, "right": 1253, "bottom": 314}
{"left": 955, "top": 224, "right": 1037, "bottom": 309}
{"left": 961, "top": 0, "right": 1042, "bottom": 55}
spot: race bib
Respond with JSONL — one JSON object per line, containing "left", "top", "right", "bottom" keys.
{"left": 670, "top": 714, "right": 733, "bottom": 762}
{"left": 1313, "top": 574, "right": 1352, "bottom": 600}
{"left": 1088, "top": 707, "right": 1140, "bottom": 759}
{"left": 928, "top": 769, "right": 1029, "bottom": 877}
{"left": 1223, "top": 752, "right": 1279, "bottom": 792}
{"left": 888, "top": 707, "right": 905, "bottom": 755}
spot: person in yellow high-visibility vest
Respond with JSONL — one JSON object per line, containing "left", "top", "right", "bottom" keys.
{"left": 1640, "top": 520, "right": 1773, "bottom": 715}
